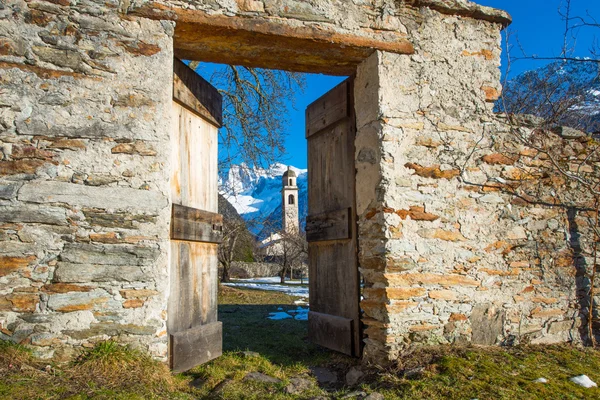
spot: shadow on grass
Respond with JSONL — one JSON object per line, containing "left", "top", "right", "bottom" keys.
{"left": 219, "top": 303, "right": 333, "bottom": 366}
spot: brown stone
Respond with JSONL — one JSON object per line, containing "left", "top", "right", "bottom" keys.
{"left": 236, "top": 0, "right": 265, "bottom": 12}
{"left": 461, "top": 49, "right": 494, "bottom": 60}
{"left": 396, "top": 206, "right": 439, "bottom": 222}
{"left": 0, "top": 61, "right": 89, "bottom": 80}
{"left": 405, "top": 163, "right": 460, "bottom": 179}
{"left": 481, "top": 153, "right": 515, "bottom": 165}
{"left": 449, "top": 313, "right": 468, "bottom": 322}
{"left": 0, "top": 294, "right": 39, "bottom": 312}
{"left": 111, "top": 141, "right": 157, "bottom": 156}
{"left": 26, "top": 9, "right": 55, "bottom": 26}
{"left": 409, "top": 324, "right": 437, "bottom": 332}
{"left": 117, "top": 41, "right": 161, "bottom": 57}
{"left": 54, "top": 297, "right": 109, "bottom": 312}
{"left": 484, "top": 240, "right": 513, "bottom": 255}
{"left": 479, "top": 267, "right": 520, "bottom": 277}
{"left": 428, "top": 290, "right": 457, "bottom": 300}
{"left": 11, "top": 146, "right": 55, "bottom": 160}
{"left": 119, "top": 289, "right": 159, "bottom": 299}
{"left": 385, "top": 273, "right": 480, "bottom": 287}
{"left": 531, "top": 296, "right": 558, "bottom": 305}
{"left": 415, "top": 137, "right": 443, "bottom": 148}
{"left": 46, "top": 138, "right": 87, "bottom": 150}
{"left": 481, "top": 86, "right": 500, "bottom": 102}
{"left": 42, "top": 284, "right": 92, "bottom": 294}
{"left": 89, "top": 232, "right": 120, "bottom": 244}
{"left": 418, "top": 228, "right": 466, "bottom": 242}
{"left": 0, "top": 159, "right": 50, "bottom": 176}
{"left": 387, "top": 287, "right": 426, "bottom": 300}
{"left": 0, "top": 256, "right": 36, "bottom": 276}
{"left": 530, "top": 308, "right": 564, "bottom": 318}
{"left": 123, "top": 299, "right": 144, "bottom": 308}
{"left": 386, "top": 257, "right": 417, "bottom": 273}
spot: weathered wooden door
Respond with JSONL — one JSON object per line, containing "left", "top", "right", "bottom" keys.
{"left": 305, "top": 79, "right": 361, "bottom": 357}
{"left": 169, "top": 59, "right": 223, "bottom": 372}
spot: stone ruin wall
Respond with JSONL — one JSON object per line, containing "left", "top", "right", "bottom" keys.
{"left": 355, "top": 12, "right": 594, "bottom": 362}
{"left": 0, "top": 0, "right": 175, "bottom": 360}
{"left": 0, "top": 0, "right": 591, "bottom": 364}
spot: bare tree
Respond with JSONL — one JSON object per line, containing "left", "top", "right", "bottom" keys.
{"left": 275, "top": 230, "right": 307, "bottom": 284}
{"left": 188, "top": 62, "right": 306, "bottom": 171}
{"left": 473, "top": 1, "right": 600, "bottom": 345}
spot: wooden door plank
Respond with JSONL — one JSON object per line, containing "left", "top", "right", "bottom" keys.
{"left": 306, "top": 81, "right": 348, "bottom": 139}
{"left": 170, "top": 321, "right": 222, "bottom": 373}
{"left": 173, "top": 58, "right": 223, "bottom": 127}
{"left": 306, "top": 207, "right": 351, "bottom": 242}
{"left": 307, "top": 77, "right": 361, "bottom": 357}
{"left": 171, "top": 204, "right": 223, "bottom": 243}
{"left": 170, "top": 103, "right": 219, "bottom": 212}
{"left": 308, "top": 311, "right": 353, "bottom": 356}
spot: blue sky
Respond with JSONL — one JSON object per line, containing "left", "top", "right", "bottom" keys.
{"left": 198, "top": 0, "right": 599, "bottom": 169}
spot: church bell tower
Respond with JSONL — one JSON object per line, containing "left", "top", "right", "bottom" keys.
{"left": 282, "top": 166, "right": 299, "bottom": 233}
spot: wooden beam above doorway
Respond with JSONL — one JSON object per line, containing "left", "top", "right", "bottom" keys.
{"left": 130, "top": 3, "right": 415, "bottom": 75}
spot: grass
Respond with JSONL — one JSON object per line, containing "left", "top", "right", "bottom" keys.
{"left": 2, "top": 286, "right": 600, "bottom": 399}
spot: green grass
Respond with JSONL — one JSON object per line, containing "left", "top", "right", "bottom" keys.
{"left": 2, "top": 286, "right": 600, "bottom": 399}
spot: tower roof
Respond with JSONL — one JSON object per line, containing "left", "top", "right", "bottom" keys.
{"left": 283, "top": 166, "right": 296, "bottom": 178}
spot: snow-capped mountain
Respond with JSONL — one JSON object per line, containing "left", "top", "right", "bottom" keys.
{"left": 501, "top": 60, "right": 600, "bottom": 132}
{"left": 219, "top": 163, "right": 308, "bottom": 237}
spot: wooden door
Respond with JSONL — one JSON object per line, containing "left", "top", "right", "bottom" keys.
{"left": 168, "top": 59, "right": 223, "bottom": 373}
{"left": 305, "top": 79, "right": 361, "bottom": 357}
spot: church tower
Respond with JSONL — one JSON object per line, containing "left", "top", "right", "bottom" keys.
{"left": 282, "top": 166, "right": 299, "bottom": 233}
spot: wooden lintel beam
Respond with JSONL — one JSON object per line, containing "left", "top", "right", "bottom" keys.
{"left": 130, "top": 3, "right": 415, "bottom": 75}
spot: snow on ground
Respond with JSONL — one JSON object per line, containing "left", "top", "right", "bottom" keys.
{"left": 234, "top": 277, "right": 308, "bottom": 285}
{"left": 570, "top": 375, "right": 597, "bottom": 388}
{"left": 223, "top": 278, "right": 309, "bottom": 297}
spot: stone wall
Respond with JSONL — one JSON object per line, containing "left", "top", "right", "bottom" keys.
{"left": 0, "top": 0, "right": 174, "bottom": 360}
{"left": 1, "top": 0, "right": 588, "bottom": 366}
{"left": 355, "top": 9, "right": 593, "bottom": 363}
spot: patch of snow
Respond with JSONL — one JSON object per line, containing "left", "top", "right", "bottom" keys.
{"left": 533, "top": 378, "right": 548, "bottom": 383}
{"left": 570, "top": 375, "right": 597, "bottom": 388}
{"left": 234, "top": 277, "right": 308, "bottom": 285}
{"left": 223, "top": 282, "right": 309, "bottom": 297}
{"left": 267, "top": 311, "right": 293, "bottom": 320}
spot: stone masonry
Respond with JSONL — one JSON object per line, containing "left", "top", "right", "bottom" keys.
{"left": 0, "top": 0, "right": 591, "bottom": 365}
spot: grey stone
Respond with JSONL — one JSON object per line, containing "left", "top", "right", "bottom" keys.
{"left": 211, "top": 379, "right": 233, "bottom": 395}
{"left": 16, "top": 119, "right": 145, "bottom": 140}
{"left": 18, "top": 181, "right": 168, "bottom": 212}
{"left": 0, "top": 205, "right": 67, "bottom": 225}
{"left": 47, "top": 290, "right": 110, "bottom": 312}
{"left": 551, "top": 126, "right": 587, "bottom": 140}
{"left": 284, "top": 376, "right": 314, "bottom": 394}
{"left": 54, "top": 262, "right": 149, "bottom": 283}
{"left": 341, "top": 391, "right": 366, "bottom": 399}
{"left": 32, "top": 46, "right": 84, "bottom": 71}
{"left": 345, "top": 366, "right": 364, "bottom": 386}
{"left": 311, "top": 367, "right": 338, "bottom": 384}
{"left": 0, "top": 183, "right": 20, "bottom": 200}
{"left": 241, "top": 350, "right": 260, "bottom": 358}
{"left": 243, "top": 372, "right": 281, "bottom": 384}
{"left": 547, "top": 320, "right": 574, "bottom": 335}
{"left": 470, "top": 304, "right": 505, "bottom": 345}
{"left": 60, "top": 243, "right": 160, "bottom": 266}
{"left": 82, "top": 209, "right": 157, "bottom": 228}
{"left": 64, "top": 322, "right": 156, "bottom": 339}
{"left": 364, "top": 393, "right": 384, "bottom": 400}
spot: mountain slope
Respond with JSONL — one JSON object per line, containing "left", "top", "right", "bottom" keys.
{"left": 219, "top": 163, "right": 307, "bottom": 238}
{"left": 501, "top": 60, "right": 600, "bottom": 132}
